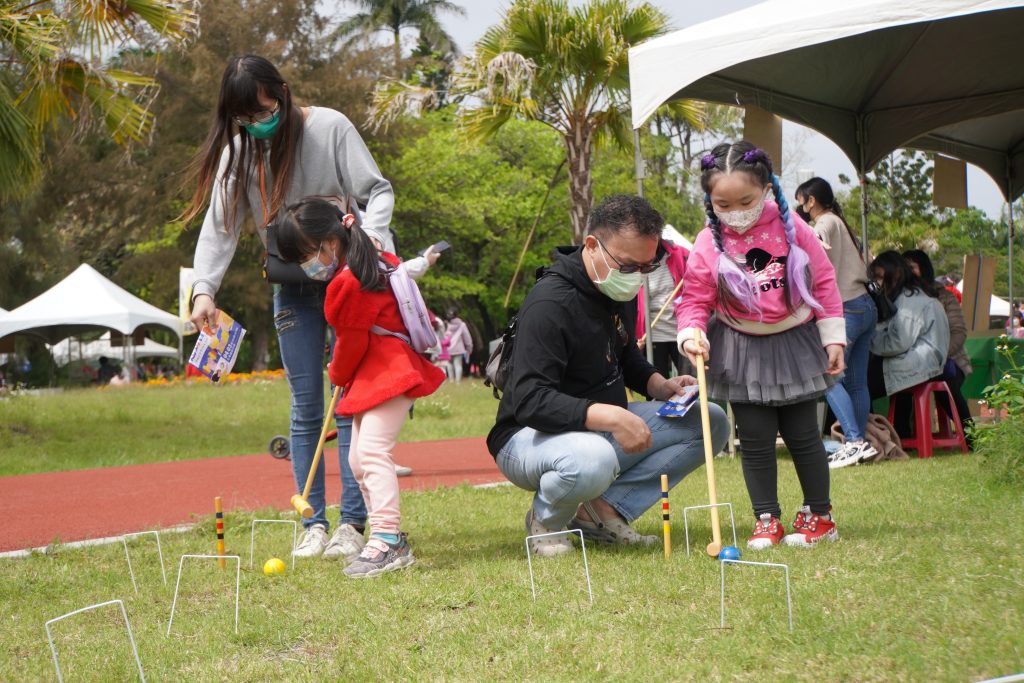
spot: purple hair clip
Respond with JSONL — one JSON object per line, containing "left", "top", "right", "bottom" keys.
{"left": 700, "top": 153, "right": 716, "bottom": 171}
{"left": 743, "top": 148, "right": 767, "bottom": 164}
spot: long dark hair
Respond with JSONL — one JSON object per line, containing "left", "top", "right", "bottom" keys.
{"left": 795, "top": 177, "right": 859, "bottom": 249}
{"left": 871, "top": 250, "right": 937, "bottom": 300}
{"left": 901, "top": 249, "right": 938, "bottom": 285}
{"left": 272, "top": 198, "right": 386, "bottom": 292}
{"left": 182, "top": 55, "right": 305, "bottom": 229}
{"left": 699, "top": 140, "right": 822, "bottom": 320}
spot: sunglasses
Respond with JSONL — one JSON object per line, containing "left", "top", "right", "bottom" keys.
{"left": 596, "top": 237, "right": 663, "bottom": 274}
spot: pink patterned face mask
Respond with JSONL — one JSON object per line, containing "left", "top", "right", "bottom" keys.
{"left": 715, "top": 189, "right": 770, "bottom": 233}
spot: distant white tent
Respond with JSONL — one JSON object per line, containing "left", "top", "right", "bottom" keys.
{"left": 48, "top": 332, "right": 179, "bottom": 367}
{"left": 0, "top": 264, "right": 181, "bottom": 345}
{"left": 955, "top": 281, "right": 1012, "bottom": 317}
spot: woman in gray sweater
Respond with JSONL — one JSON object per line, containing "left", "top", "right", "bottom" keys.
{"left": 182, "top": 55, "right": 394, "bottom": 563}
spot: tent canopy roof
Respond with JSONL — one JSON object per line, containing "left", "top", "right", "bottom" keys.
{"left": 0, "top": 264, "right": 182, "bottom": 345}
{"left": 48, "top": 332, "right": 179, "bottom": 367}
{"left": 629, "top": 0, "right": 1024, "bottom": 197}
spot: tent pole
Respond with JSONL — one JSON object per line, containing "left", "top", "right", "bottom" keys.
{"left": 857, "top": 116, "right": 869, "bottom": 260}
{"left": 634, "top": 128, "right": 655, "bottom": 365}
{"left": 1008, "top": 199, "right": 1015, "bottom": 310}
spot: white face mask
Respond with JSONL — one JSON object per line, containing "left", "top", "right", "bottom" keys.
{"left": 715, "top": 189, "right": 770, "bottom": 234}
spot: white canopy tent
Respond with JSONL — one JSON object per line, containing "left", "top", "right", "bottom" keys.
{"left": 48, "top": 332, "right": 179, "bottom": 367}
{"left": 628, "top": 0, "right": 1024, "bottom": 302}
{"left": 0, "top": 264, "right": 182, "bottom": 345}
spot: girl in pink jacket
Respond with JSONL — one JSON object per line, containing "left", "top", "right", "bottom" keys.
{"left": 677, "top": 141, "right": 846, "bottom": 550}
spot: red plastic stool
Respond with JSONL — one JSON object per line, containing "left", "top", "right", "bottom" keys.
{"left": 887, "top": 381, "right": 969, "bottom": 458}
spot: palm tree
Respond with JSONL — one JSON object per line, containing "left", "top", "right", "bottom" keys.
{"left": 0, "top": 1, "right": 198, "bottom": 201}
{"left": 334, "top": 0, "right": 466, "bottom": 75}
{"left": 459, "top": 0, "right": 704, "bottom": 245}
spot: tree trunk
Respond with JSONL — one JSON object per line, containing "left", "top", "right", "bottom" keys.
{"left": 251, "top": 326, "right": 269, "bottom": 371}
{"left": 393, "top": 30, "right": 402, "bottom": 77}
{"left": 564, "top": 124, "right": 594, "bottom": 245}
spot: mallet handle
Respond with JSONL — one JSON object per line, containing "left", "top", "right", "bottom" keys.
{"left": 694, "top": 329, "right": 723, "bottom": 554}
{"left": 300, "top": 386, "right": 343, "bottom": 501}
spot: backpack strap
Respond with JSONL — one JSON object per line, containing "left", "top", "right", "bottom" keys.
{"left": 370, "top": 324, "right": 412, "bottom": 347}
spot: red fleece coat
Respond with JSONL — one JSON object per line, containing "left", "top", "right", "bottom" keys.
{"left": 325, "top": 252, "right": 446, "bottom": 416}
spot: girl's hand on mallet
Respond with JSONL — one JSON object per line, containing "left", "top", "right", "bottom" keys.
{"left": 825, "top": 344, "right": 845, "bottom": 375}
{"left": 681, "top": 337, "right": 709, "bottom": 366}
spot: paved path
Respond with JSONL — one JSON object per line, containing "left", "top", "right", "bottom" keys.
{"left": 0, "top": 437, "right": 502, "bottom": 552}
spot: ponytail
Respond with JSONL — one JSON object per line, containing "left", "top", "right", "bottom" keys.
{"left": 770, "top": 173, "right": 823, "bottom": 314}
{"left": 346, "top": 221, "right": 387, "bottom": 292}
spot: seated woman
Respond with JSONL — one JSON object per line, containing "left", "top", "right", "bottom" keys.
{"left": 902, "top": 250, "right": 974, "bottom": 446}
{"left": 867, "top": 251, "right": 950, "bottom": 435}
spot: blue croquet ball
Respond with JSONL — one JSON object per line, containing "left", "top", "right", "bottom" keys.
{"left": 719, "top": 545, "right": 741, "bottom": 561}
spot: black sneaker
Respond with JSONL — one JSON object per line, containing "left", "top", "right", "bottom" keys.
{"left": 342, "top": 533, "right": 415, "bottom": 578}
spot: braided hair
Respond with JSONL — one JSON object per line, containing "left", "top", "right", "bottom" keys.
{"left": 699, "top": 141, "right": 824, "bottom": 319}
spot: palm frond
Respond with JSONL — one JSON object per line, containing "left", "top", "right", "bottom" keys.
{"left": 367, "top": 78, "right": 438, "bottom": 133}
{"left": 0, "top": 79, "right": 40, "bottom": 201}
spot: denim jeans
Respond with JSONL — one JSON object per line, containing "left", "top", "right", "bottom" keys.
{"left": 495, "top": 401, "right": 730, "bottom": 529}
{"left": 825, "top": 292, "right": 877, "bottom": 442}
{"left": 273, "top": 282, "right": 367, "bottom": 530}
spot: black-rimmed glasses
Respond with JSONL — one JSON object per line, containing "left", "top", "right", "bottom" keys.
{"left": 596, "top": 237, "right": 662, "bottom": 274}
{"left": 232, "top": 101, "right": 280, "bottom": 127}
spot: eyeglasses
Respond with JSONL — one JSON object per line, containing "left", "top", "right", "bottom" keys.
{"left": 232, "top": 101, "right": 280, "bottom": 127}
{"left": 596, "top": 238, "right": 662, "bottom": 274}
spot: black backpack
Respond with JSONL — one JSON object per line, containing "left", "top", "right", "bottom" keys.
{"left": 483, "top": 314, "right": 518, "bottom": 399}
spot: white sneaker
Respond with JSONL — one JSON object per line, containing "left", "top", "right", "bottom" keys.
{"left": 525, "top": 508, "right": 574, "bottom": 557}
{"left": 292, "top": 524, "right": 328, "bottom": 558}
{"left": 322, "top": 523, "right": 366, "bottom": 562}
{"left": 395, "top": 465, "right": 413, "bottom": 477}
{"left": 828, "top": 441, "right": 878, "bottom": 469}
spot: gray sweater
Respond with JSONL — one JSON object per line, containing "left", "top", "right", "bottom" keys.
{"left": 191, "top": 107, "right": 394, "bottom": 301}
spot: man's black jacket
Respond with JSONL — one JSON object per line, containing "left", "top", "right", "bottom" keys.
{"left": 486, "top": 246, "right": 658, "bottom": 456}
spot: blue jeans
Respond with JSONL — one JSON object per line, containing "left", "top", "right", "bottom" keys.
{"left": 496, "top": 401, "right": 730, "bottom": 529}
{"left": 826, "top": 292, "right": 877, "bottom": 442}
{"left": 273, "top": 282, "right": 367, "bottom": 530}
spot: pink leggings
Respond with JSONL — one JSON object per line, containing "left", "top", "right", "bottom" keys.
{"left": 349, "top": 394, "right": 413, "bottom": 535}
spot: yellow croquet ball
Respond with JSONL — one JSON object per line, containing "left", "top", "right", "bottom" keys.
{"left": 263, "top": 557, "right": 286, "bottom": 576}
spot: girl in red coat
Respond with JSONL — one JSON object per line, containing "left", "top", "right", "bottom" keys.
{"left": 275, "top": 198, "right": 445, "bottom": 578}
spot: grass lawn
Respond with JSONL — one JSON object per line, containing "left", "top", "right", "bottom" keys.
{"left": 2, "top": 454, "right": 1021, "bottom": 681}
{"left": 0, "top": 378, "right": 498, "bottom": 476}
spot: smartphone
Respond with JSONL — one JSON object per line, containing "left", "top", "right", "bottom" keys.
{"left": 421, "top": 240, "right": 451, "bottom": 256}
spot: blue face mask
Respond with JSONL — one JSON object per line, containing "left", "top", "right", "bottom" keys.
{"left": 300, "top": 242, "right": 339, "bottom": 281}
{"left": 244, "top": 110, "right": 281, "bottom": 140}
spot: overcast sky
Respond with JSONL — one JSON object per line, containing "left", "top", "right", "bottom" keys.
{"left": 338, "top": 0, "right": 1006, "bottom": 219}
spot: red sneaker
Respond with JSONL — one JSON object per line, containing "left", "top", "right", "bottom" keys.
{"left": 782, "top": 505, "right": 838, "bottom": 547}
{"left": 747, "top": 513, "right": 785, "bottom": 550}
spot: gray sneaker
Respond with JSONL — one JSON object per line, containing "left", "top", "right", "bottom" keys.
{"left": 292, "top": 524, "right": 328, "bottom": 558}
{"left": 395, "top": 465, "right": 413, "bottom": 477}
{"left": 342, "top": 533, "right": 416, "bottom": 578}
{"left": 569, "top": 502, "right": 658, "bottom": 545}
{"left": 525, "top": 508, "right": 574, "bottom": 557}
{"left": 322, "top": 523, "right": 365, "bottom": 562}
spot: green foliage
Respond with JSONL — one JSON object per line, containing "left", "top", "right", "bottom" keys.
{"left": 0, "top": 0, "right": 199, "bottom": 200}
{"left": 972, "top": 338, "right": 1024, "bottom": 488}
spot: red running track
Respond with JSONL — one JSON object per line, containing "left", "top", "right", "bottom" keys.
{"left": 0, "top": 437, "right": 503, "bottom": 552}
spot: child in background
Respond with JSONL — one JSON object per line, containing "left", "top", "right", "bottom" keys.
{"left": 274, "top": 198, "right": 445, "bottom": 577}
{"left": 677, "top": 141, "right": 846, "bottom": 549}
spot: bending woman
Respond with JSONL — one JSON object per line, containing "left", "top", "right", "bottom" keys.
{"left": 184, "top": 55, "right": 394, "bottom": 562}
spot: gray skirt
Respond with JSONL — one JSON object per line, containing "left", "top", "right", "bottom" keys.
{"left": 706, "top": 319, "right": 834, "bottom": 406}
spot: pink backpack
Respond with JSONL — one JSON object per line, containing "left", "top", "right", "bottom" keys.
{"left": 370, "top": 262, "right": 438, "bottom": 353}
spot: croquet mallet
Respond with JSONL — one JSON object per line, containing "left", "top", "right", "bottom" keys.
{"left": 291, "top": 386, "right": 342, "bottom": 518}
{"left": 636, "top": 277, "right": 687, "bottom": 348}
{"left": 693, "top": 329, "right": 724, "bottom": 557}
